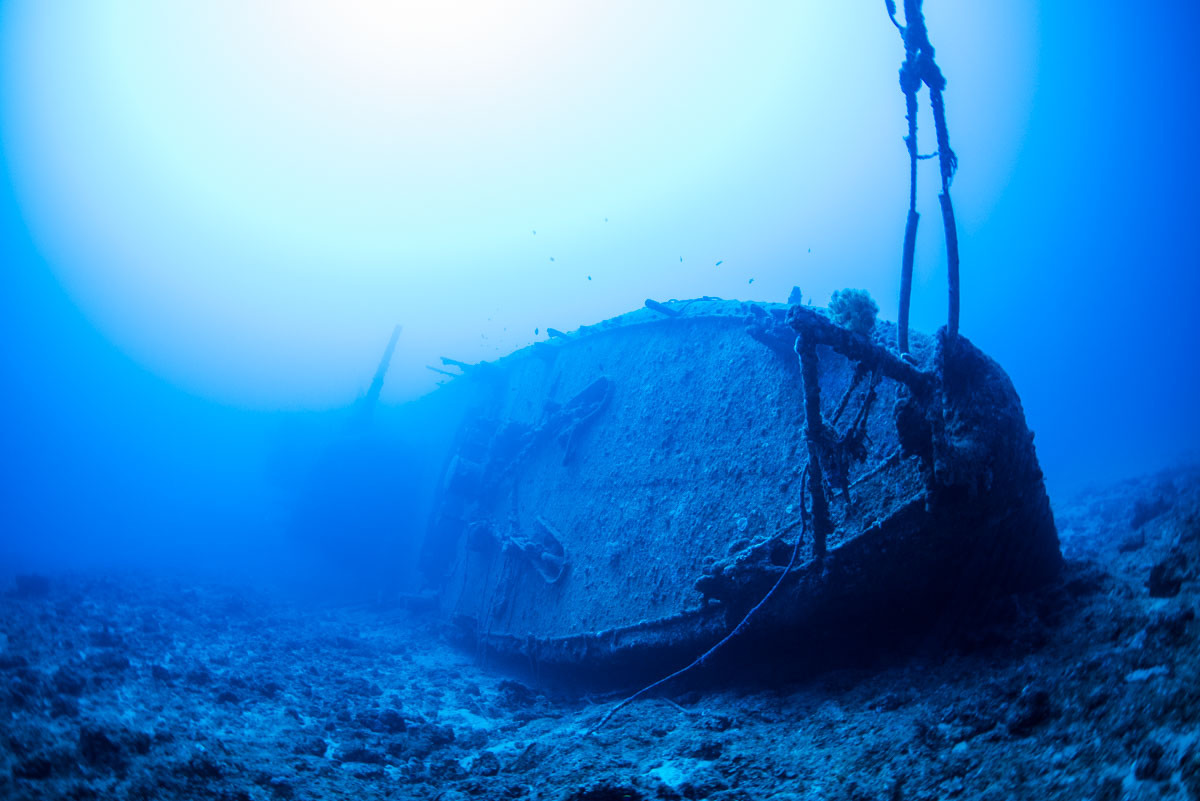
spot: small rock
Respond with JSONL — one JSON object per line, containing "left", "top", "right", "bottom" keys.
{"left": 341, "top": 676, "right": 382, "bottom": 697}
{"left": 1182, "top": 749, "right": 1200, "bottom": 799}
{"left": 498, "top": 680, "right": 538, "bottom": 707}
{"left": 1131, "top": 495, "right": 1172, "bottom": 530}
{"left": 7, "top": 672, "right": 43, "bottom": 708}
{"left": 1007, "top": 685, "right": 1054, "bottom": 736}
{"left": 1147, "top": 606, "right": 1195, "bottom": 644}
{"left": 78, "top": 727, "right": 128, "bottom": 772}
{"left": 691, "top": 737, "right": 723, "bottom": 760}
{"left": 13, "top": 754, "right": 55, "bottom": 780}
{"left": 177, "top": 754, "right": 224, "bottom": 780}
{"left": 186, "top": 667, "right": 213, "bottom": 686}
{"left": 472, "top": 750, "right": 501, "bottom": 776}
{"left": 1085, "top": 686, "right": 1111, "bottom": 710}
{"left": 88, "top": 627, "right": 123, "bottom": 648}
{"left": 340, "top": 746, "right": 385, "bottom": 765}
{"left": 291, "top": 736, "right": 327, "bottom": 758}
{"left": 567, "top": 784, "right": 646, "bottom": 801}
{"left": 874, "top": 692, "right": 907, "bottom": 712}
{"left": 1134, "top": 740, "right": 1168, "bottom": 781}
{"left": 267, "top": 777, "right": 295, "bottom": 798}
{"left": 53, "top": 666, "right": 88, "bottom": 697}
{"left": 431, "top": 757, "right": 467, "bottom": 781}
{"left": 341, "top": 762, "right": 384, "bottom": 780}
{"left": 1118, "top": 533, "right": 1146, "bottom": 553}
{"left": 1125, "top": 666, "right": 1170, "bottom": 683}
{"left": 50, "top": 695, "right": 80, "bottom": 718}
{"left": 1095, "top": 775, "right": 1124, "bottom": 801}
{"left": 506, "top": 741, "right": 550, "bottom": 773}
{"left": 702, "top": 714, "right": 735, "bottom": 732}
{"left": 378, "top": 708, "right": 407, "bottom": 734}
{"left": 432, "top": 791, "right": 470, "bottom": 801}
{"left": 0, "top": 653, "right": 29, "bottom": 671}
{"left": 1148, "top": 553, "right": 1188, "bottom": 597}
{"left": 85, "top": 650, "right": 130, "bottom": 674}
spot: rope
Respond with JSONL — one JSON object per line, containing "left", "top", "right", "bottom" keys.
{"left": 888, "top": 0, "right": 961, "bottom": 350}
{"left": 583, "top": 484, "right": 809, "bottom": 737}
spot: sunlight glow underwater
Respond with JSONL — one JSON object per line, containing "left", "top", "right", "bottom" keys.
{"left": 0, "top": 1, "right": 1036, "bottom": 408}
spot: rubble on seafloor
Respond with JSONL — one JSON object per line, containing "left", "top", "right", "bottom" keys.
{"left": 1, "top": 466, "right": 1198, "bottom": 801}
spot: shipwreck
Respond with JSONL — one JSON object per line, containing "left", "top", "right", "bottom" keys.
{"left": 407, "top": 296, "right": 1060, "bottom": 679}
{"left": 362, "top": 0, "right": 1062, "bottom": 685}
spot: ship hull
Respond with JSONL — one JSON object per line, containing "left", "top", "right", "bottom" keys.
{"left": 414, "top": 300, "right": 1060, "bottom": 672}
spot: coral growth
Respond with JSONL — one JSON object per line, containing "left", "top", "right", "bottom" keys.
{"left": 828, "top": 289, "right": 879, "bottom": 337}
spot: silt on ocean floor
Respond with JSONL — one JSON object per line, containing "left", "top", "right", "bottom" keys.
{"left": 1, "top": 466, "right": 1198, "bottom": 800}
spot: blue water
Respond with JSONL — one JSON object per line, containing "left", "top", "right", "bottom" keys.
{"left": 4, "top": 2, "right": 1198, "bottom": 584}
{"left": 3, "top": 5, "right": 1200, "bottom": 799}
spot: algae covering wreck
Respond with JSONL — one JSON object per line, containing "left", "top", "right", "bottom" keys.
{"left": 404, "top": 297, "right": 1061, "bottom": 676}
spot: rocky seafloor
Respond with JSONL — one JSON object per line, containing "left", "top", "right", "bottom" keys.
{"left": 2, "top": 467, "right": 1198, "bottom": 801}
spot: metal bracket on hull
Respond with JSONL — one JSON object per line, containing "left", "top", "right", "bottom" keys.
{"left": 786, "top": 304, "right": 937, "bottom": 557}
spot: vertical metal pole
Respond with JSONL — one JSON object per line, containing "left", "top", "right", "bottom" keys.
{"left": 795, "top": 335, "right": 833, "bottom": 558}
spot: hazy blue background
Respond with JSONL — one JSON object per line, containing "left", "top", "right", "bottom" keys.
{"left": 2, "top": 1, "right": 1198, "bottom": 580}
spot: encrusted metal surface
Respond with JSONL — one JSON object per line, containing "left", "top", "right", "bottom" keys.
{"left": 416, "top": 299, "right": 1060, "bottom": 670}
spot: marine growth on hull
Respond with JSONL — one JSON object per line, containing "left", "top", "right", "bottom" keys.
{"left": 412, "top": 298, "right": 1060, "bottom": 677}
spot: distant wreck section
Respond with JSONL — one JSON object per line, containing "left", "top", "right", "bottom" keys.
{"left": 408, "top": 298, "right": 1060, "bottom": 676}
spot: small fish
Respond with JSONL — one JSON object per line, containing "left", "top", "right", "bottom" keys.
{"left": 533, "top": 230, "right": 537, "bottom": 235}
{"left": 604, "top": 217, "right": 608, "bottom": 222}
{"left": 679, "top": 256, "right": 683, "bottom": 262}
{"left": 749, "top": 278, "right": 755, "bottom": 284}
{"left": 550, "top": 257, "right": 555, "bottom": 262}
{"left": 587, "top": 276, "right": 592, "bottom": 281}
{"left": 535, "top": 328, "right": 540, "bottom": 335}
{"left": 715, "top": 260, "right": 723, "bottom": 266}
